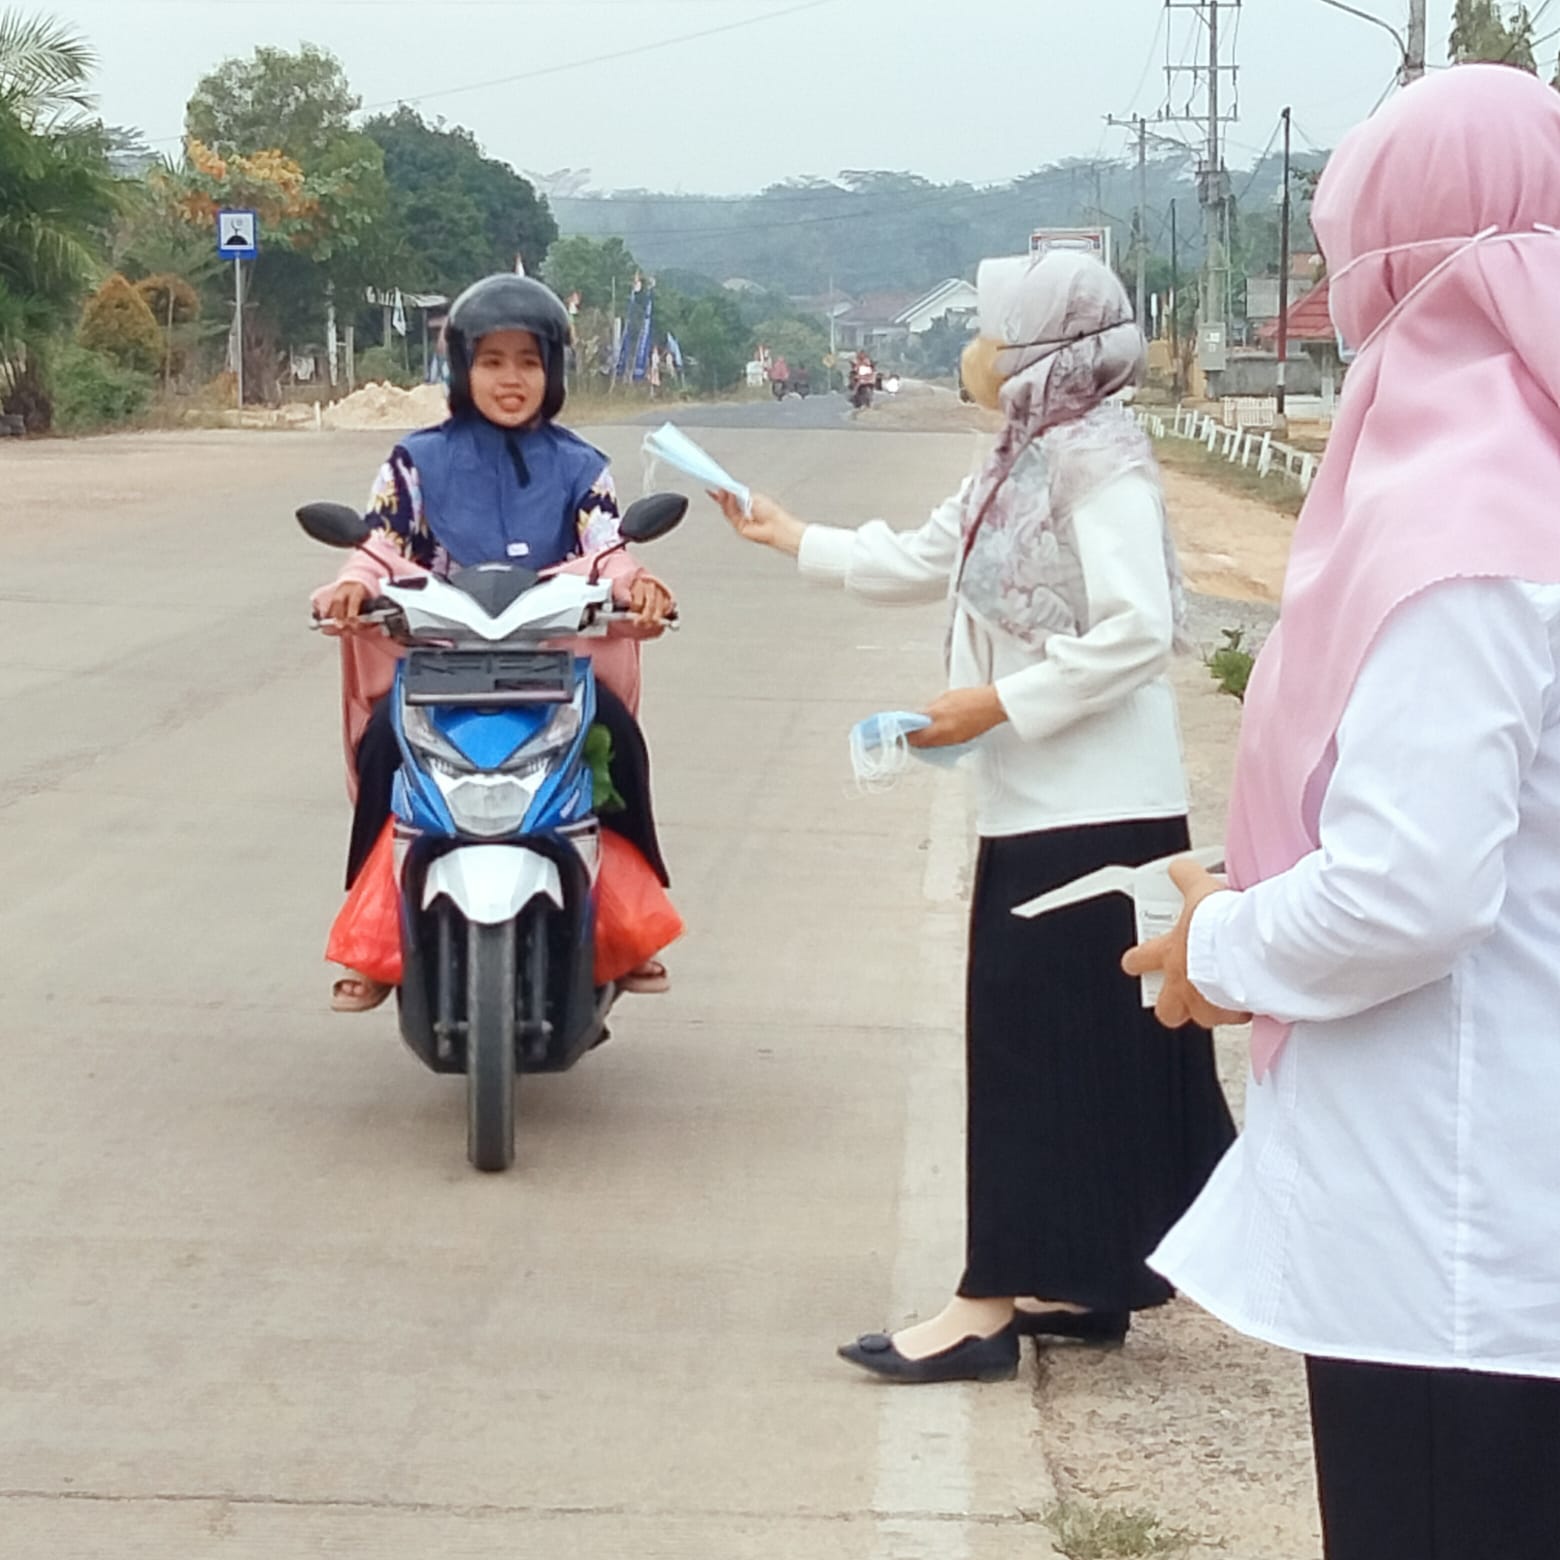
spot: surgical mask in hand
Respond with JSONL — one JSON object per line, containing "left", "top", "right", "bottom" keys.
{"left": 848, "top": 711, "right": 980, "bottom": 793}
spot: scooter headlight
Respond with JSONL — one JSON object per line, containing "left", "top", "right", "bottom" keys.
{"left": 403, "top": 704, "right": 475, "bottom": 775}
{"left": 500, "top": 702, "right": 582, "bottom": 772}
{"left": 436, "top": 771, "right": 546, "bottom": 838}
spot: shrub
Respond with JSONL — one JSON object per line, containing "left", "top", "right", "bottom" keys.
{"left": 134, "top": 273, "right": 201, "bottom": 328}
{"left": 1206, "top": 627, "right": 1257, "bottom": 703}
{"left": 51, "top": 344, "right": 154, "bottom": 434}
{"left": 355, "top": 345, "right": 417, "bottom": 389}
{"left": 78, "top": 274, "right": 163, "bottom": 376}
{"left": 134, "top": 274, "right": 202, "bottom": 379}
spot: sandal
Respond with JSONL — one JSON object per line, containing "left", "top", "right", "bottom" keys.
{"left": 331, "top": 973, "right": 394, "bottom": 1013}
{"left": 619, "top": 959, "right": 670, "bottom": 996}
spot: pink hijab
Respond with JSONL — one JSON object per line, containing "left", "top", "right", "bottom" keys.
{"left": 1228, "top": 65, "right": 1560, "bottom": 1076}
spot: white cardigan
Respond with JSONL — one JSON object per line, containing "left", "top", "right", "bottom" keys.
{"left": 1154, "top": 578, "right": 1560, "bottom": 1378}
{"left": 798, "top": 470, "right": 1189, "bottom": 838}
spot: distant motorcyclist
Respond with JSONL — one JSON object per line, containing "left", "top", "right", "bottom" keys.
{"left": 851, "top": 349, "right": 877, "bottom": 409}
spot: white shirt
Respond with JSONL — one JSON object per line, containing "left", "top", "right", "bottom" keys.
{"left": 797, "top": 471, "right": 1189, "bottom": 838}
{"left": 1153, "top": 578, "right": 1560, "bottom": 1377}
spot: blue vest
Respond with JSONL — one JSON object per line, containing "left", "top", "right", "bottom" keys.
{"left": 399, "top": 417, "right": 609, "bottom": 571}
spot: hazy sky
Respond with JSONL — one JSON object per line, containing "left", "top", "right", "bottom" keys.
{"left": 54, "top": 0, "right": 1465, "bottom": 192}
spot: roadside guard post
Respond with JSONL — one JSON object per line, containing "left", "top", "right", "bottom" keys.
{"left": 216, "top": 209, "right": 260, "bottom": 408}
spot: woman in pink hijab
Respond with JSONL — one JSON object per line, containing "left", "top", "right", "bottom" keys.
{"left": 1127, "top": 65, "right": 1560, "bottom": 1559}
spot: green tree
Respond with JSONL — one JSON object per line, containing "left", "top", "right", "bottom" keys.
{"left": 363, "top": 107, "right": 556, "bottom": 292}
{"left": 185, "top": 43, "right": 359, "bottom": 164}
{"left": 175, "top": 44, "right": 401, "bottom": 395}
{"left": 0, "top": 7, "right": 93, "bottom": 127}
{"left": 168, "top": 136, "right": 391, "bottom": 396}
{"left": 750, "top": 313, "right": 828, "bottom": 375}
{"left": 658, "top": 288, "right": 748, "bottom": 392}
{"left": 0, "top": 15, "right": 117, "bottom": 428}
{"left": 1450, "top": 0, "right": 1538, "bottom": 68}
{"left": 543, "top": 235, "right": 641, "bottom": 312}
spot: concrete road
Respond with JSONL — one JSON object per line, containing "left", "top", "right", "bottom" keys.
{"left": 0, "top": 425, "right": 1059, "bottom": 1558}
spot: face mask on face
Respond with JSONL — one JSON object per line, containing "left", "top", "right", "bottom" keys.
{"left": 1325, "top": 225, "right": 1516, "bottom": 364}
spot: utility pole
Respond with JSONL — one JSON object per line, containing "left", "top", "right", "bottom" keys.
{"left": 1163, "top": 2, "right": 1241, "bottom": 354}
{"left": 1276, "top": 106, "right": 1292, "bottom": 420}
{"left": 1136, "top": 117, "right": 1148, "bottom": 332}
{"left": 1170, "top": 199, "right": 1182, "bottom": 395}
{"left": 1105, "top": 113, "right": 1151, "bottom": 330}
{"left": 1405, "top": 0, "right": 1427, "bottom": 81}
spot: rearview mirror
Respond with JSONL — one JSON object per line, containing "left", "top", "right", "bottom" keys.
{"left": 297, "top": 501, "right": 371, "bottom": 549}
{"left": 619, "top": 492, "right": 688, "bottom": 546}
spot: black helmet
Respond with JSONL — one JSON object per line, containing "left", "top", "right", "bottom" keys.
{"left": 446, "top": 274, "right": 572, "bottom": 422}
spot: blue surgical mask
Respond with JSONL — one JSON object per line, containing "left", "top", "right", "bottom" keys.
{"left": 848, "top": 711, "right": 980, "bottom": 793}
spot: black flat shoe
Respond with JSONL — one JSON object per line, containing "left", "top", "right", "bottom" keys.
{"left": 837, "top": 1327, "right": 1020, "bottom": 1383}
{"left": 1012, "top": 1307, "right": 1130, "bottom": 1345}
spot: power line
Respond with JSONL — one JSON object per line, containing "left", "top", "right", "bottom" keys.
{"left": 144, "top": 0, "right": 837, "bottom": 144}
{"left": 1234, "top": 116, "right": 1282, "bottom": 205}
{"left": 1125, "top": 6, "right": 1170, "bottom": 115}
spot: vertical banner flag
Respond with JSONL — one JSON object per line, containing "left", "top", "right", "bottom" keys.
{"left": 633, "top": 284, "right": 655, "bottom": 382}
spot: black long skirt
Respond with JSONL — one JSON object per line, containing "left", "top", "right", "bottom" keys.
{"left": 958, "top": 816, "right": 1235, "bottom": 1310}
{"left": 1307, "top": 1356, "right": 1560, "bottom": 1560}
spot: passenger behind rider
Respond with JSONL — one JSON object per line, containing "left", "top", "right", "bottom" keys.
{"left": 314, "top": 274, "right": 677, "bottom": 1012}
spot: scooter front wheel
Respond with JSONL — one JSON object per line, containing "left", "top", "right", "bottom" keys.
{"left": 466, "top": 919, "right": 517, "bottom": 1172}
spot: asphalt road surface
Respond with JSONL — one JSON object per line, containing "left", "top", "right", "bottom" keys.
{"left": 0, "top": 423, "right": 1059, "bottom": 1558}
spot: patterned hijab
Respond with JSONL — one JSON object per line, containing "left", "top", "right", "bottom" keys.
{"left": 958, "top": 250, "right": 1188, "bottom": 651}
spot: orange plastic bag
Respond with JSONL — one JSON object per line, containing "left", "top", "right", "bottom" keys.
{"left": 594, "top": 830, "right": 684, "bottom": 985}
{"left": 326, "top": 821, "right": 403, "bottom": 986}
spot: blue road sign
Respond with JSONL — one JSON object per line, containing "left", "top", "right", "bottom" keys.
{"left": 216, "top": 209, "right": 259, "bottom": 261}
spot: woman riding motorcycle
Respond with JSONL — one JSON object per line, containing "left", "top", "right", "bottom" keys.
{"left": 314, "top": 274, "right": 677, "bottom": 1012}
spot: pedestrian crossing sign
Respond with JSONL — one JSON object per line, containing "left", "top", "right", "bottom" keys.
{"left": 216, "top": 209, "right": 259, "bottom": 260}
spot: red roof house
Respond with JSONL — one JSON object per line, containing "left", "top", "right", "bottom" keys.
{"left": 1257, "top": 276, "right": 1336, "bottom": 346}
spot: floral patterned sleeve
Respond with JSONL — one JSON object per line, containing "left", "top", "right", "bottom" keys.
{"left": 577, "top": 467, "right": 623, "bottom": 555}
{"left": 365, "top": 447, "right": 443, "bottom": 572}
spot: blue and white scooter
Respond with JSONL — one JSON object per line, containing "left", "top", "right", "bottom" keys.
{"left": 299, "top": 493, "right": 686, "bottom": 1172}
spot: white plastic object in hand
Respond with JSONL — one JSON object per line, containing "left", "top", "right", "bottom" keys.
{"left": 1010, "top": 846, "right": 1226, "bottom": 1008}
{"left": 642, "top": 423, "right": 751, "bottom": 514}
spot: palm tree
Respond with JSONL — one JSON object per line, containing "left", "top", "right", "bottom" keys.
{"left": 0, "top": 9, "right": 95, "bottom": 129}
{"left": 0, "top": 13, "right": 116, "bottom": 427}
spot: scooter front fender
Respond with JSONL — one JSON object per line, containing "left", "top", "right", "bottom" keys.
{"left": 422, "top": 845, "right": 564, "bottom": 927}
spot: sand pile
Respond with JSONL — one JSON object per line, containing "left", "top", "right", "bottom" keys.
{"left": 324, "top": 380, "right": 449, "bottom": 431}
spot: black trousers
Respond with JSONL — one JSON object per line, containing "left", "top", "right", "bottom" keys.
{"left": 1308, "top": 1356, "right": 1560, "bottom": 1560}
{"left": 346, "top": 682, "right": 667, "bottom": 890}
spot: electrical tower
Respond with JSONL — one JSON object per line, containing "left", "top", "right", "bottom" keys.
{"left": 1160, "top": 2, "right": 1241, "bottom": 354}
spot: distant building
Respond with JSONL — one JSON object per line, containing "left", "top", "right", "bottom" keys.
{"left": 1246, "top": 253, "right": 1324, "bottom": 324}
{"left": 833, "top": 279, "right": 979, "bottom": 352}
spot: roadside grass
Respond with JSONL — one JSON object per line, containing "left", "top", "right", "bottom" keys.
{"left": 1152, "top": 432, "right": 1307, "bottom": 519}
{"left": 1042, "top": 1499, "right": 1192, "bottom": 1559}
